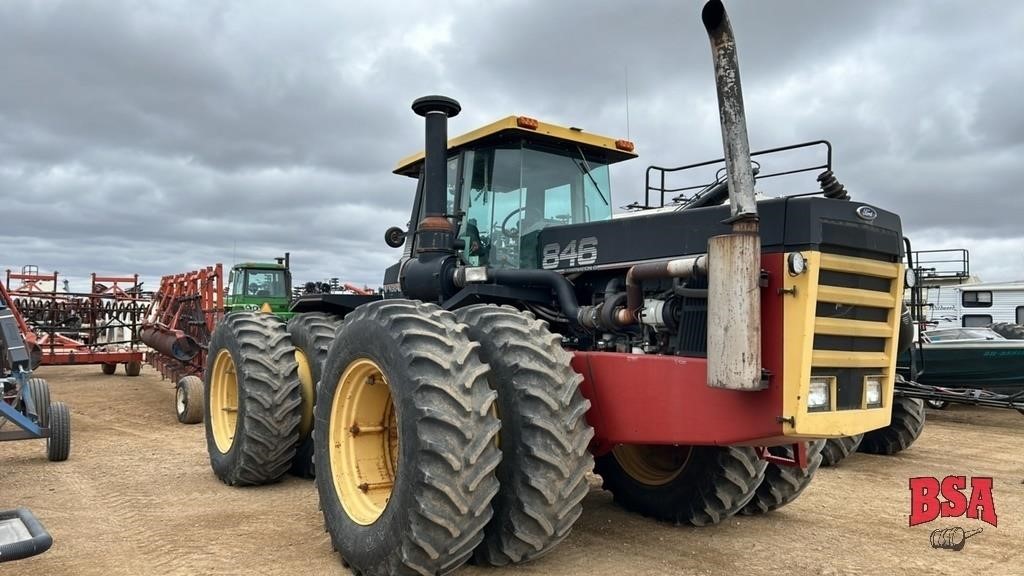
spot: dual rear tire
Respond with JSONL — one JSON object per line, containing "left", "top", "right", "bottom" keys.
{"left": 313, "top": 301, "right": 594, "bottom": 575}
{"left": 204, "top": 312, "right": 302, "bottom": 486}
{"left": 286, "top": 312, "right": 343, "bottom": 478}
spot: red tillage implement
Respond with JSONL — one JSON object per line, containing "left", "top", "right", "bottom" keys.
{"left": 4, "top": 267, "right": 148, "bottom": 373}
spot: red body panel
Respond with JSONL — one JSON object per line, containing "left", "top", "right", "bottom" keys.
{"left": 573, "top": 253, "right": 788, "bottom": 452}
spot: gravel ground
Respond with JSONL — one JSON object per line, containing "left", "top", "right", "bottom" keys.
{"left": 2, "top": 365, "right": 1021, "bottom": 575}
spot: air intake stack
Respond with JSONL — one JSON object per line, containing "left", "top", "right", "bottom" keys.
{"left": 400, "top": 95, "right": 462, "bottom": 302}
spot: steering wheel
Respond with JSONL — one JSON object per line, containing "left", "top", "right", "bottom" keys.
{"left": 501, "top": 206, "right": 545, "bottom": 237}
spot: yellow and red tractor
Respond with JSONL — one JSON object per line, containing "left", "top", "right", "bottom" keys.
{"left": 200, "top": 2, "right": 913, "bottom": 575}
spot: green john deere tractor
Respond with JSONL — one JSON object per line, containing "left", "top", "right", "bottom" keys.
{"left": 223, "top": 254, "right": 294, "bottom": 320}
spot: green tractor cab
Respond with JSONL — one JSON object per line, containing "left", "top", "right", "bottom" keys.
{"left": 225, "top": 256, "right": 294, "bottom": 320}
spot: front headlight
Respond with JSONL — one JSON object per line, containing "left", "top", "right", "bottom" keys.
{"left": 788, "top": 252, "right": 807, "bottom": 276}
{"left": 905, "top": 268, "right": 917, "bottom": 288}
{"left": 865, "top": 376, "right": 883, "bottom": 408}
{"left": 808, "top": 376, "right": 832, "bottom": 412}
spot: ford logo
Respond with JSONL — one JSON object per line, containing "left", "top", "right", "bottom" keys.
{"left": 856, "top": 206, "right": 878, "bottom": 222}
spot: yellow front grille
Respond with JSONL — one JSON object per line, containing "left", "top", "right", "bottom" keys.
{"left": 782, "top": 251, "right": 904, "bottom": 438}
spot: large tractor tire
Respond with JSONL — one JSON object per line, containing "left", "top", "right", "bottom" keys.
{"left": 204, "top": 312, "right": 302, "bottom": 486}
{"left": 314, "top": 300, "right": 501, "bottom": 576}
{"left": 175, "top": 376, "right": 204, "bottom": 424}
{"left": 287, "top": 312, "right": 343, "bottom": 478}
{"left": 858, "top": 396, "right": 925, "bottom": 455}
{"left": 25, "top": 378, "right": 51, "bottom": 428}
{"left": 595, "top": 444, "right": 766, "bottom": 526}
{"left": 46, "top": 401, "right": 71, "bottom": 462}
{"left": 820, "top": 434, "right": 863, "bottom": 467}
{"left": 740, "top": 440, "right": 824, "bottom": 515}
{"left": 990, "top": 322, "right": 1024, "bottom": 340}
{"left": 455, "top": 304, "right": 593, "bottom": 566}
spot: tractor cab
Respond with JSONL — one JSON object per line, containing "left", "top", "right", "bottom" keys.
{"left": 225, "top": 261, "right": 293, "bottom": 318}
{"left": 394, "top": 116, "right": 636, "bottom": 269}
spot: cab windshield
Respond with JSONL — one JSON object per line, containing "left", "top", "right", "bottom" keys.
{"left": 458, "top": 142, "right": 611, "bottom": 268}
{"left": 241, "top": 269, "right": 288, "bottom": 298}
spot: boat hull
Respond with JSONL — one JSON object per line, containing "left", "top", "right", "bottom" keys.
{"left": 902, "top": 341, "right": 1024, "bottom": 393}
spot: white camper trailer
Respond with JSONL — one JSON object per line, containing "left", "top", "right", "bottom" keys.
{"left": 911, "top": 249, "right": 1024, "bottom": 329}
{"left": 950, "top": 281, "right": 1024, "bottom": 328}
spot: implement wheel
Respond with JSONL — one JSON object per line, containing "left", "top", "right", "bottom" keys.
{"left": 858, "top": 396, "right": 925, "bottom": 455}
{"left": 820, "top": 434, "right": 863, "bottom": 467}
{"left": 287, "top": 312, "right": 343, "bottom": 478}
{"left": 175, "top": 376, "right": 204, "bottom": 425}
{"left": 46, "top": 401, "right": 71, "bottom": 462}
{"left": 101, "top": 363, "right": 116, "bottom": 375}
{"left": 25, "top": 378, "right": 51, "bottom": 428}
{"left": 455, "top": 304, "right": 593, "bottom": 566}
{"left": 596, "top": 444, "right": 766, "bottom": 525}
{"left": 314, "top": 300, "right": 500, "bottom": 576}
{"left": 204, "top": 312, "right": 302, "bottom": 486}
{"left": 125, "top": 361, "right": 142, "bottom": 377}
{"left": 740, "top": 441, "right": 824, "bottom": 515}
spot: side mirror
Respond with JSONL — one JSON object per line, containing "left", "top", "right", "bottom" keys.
{"left": 384, "top": 227, "right": 407, "bottom": 248}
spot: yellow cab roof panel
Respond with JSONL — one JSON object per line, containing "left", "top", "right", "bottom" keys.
{"left": 394, "top": 116, "right": 638, "bottom": 177}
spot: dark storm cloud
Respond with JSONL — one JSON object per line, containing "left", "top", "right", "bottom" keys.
{"left": 1, "top": 0, "right": 1022, "bottom": 289}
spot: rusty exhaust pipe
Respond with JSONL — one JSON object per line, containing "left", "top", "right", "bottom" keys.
{"left": 617, "top": 256, "right": 708, "bottom": 326}
{"left": 702, "top": 0, "right": 762, "bottom": 390}
{"left": 140, "top": 324, "right": 201, "bottom": 362}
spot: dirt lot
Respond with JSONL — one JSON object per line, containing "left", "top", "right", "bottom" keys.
{"left": 2, "top": 365, "right": 1021, "bottom": 576}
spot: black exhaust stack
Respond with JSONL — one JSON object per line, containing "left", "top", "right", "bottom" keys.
{"left": 702, "top": 0, "right": 763, "bottom": 391}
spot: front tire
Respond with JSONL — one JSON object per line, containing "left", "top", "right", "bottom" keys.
{"left": 858, "top": 396, "right": 925, "bottom": 455}
{"left": 596, "top": 444, "right": 766, "bottom": 526}
{"left": 740, "top": 441, "right": 824, "bottom": 515}
{"left": 820, "top": 435, "right": 863, "bottom": 467}
{"left": 314, "top": 300, "right": 501, "bottom": 576}
{"left": 455, "top": 304, "right": 593, "bottom": 566}
{"left": 204, "top": 312, "right": 302, "bottom": 486}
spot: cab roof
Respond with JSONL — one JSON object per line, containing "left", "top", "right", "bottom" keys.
{"left": 393, "top": 115, "right": 638, "bottom": 178}
{"left": 233, "top": 262, "right": 286, "bottom": 270}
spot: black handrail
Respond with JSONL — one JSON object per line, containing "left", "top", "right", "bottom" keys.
{"left": 641, "top": 139, "right": 833, "bottom": 209}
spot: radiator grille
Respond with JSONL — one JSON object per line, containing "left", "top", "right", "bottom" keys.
{"left": 812, "top": 253, "right": 900, "bottom": 410}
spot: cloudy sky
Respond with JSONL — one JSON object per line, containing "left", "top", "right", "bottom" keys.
{"left": 1, "top": 0, "right": 1022, "bottom": 292}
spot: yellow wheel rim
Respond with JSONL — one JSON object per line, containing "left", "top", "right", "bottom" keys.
{"left": 209, "top": 349, "right": 239, "bottom": 453}
{"left": 295, "top": 348, "right": 314, "bottom": 439}
{"left": 329, "top": 358, "right": 399, "bottom": 526}
{"left": 612, "top": 445, "right": 692, "bottom": 486}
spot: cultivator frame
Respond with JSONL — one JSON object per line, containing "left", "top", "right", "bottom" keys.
{"left": 142, "top": 265, "right": 224, "bottom": 384}
{"left": 4, "top": 268, "right": 147, "bottom": 369}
